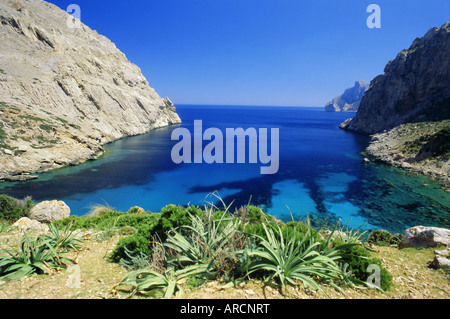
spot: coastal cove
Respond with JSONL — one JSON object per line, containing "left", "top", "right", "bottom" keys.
{"left": 0, "top": 105, "right": 449, "bottom": 235}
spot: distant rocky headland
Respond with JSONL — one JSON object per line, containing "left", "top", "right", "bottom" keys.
{"left": 325, "top": 80, "right": 368, "bottom": 112}
{"left": 340, "top": 21, "right": 450, "bottom": 185}
{"left": 0, "top": 0, "right": 181, "bottom": 182}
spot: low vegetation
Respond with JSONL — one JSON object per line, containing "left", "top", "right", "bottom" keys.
{"left": 0, "top": 102, "right": 79, "bottom": 153}
{"left": 0, "top": 223, "right": 82, "bottom": 282}
{"left": 2, "top": 193, "right": 448, "bottom": 299}
{"left": 50, "top": 194, "right": 393, "bottom": 297}
{"left": 400, "top": 120, "right": 450, "bottom": 161}
{"left": 0, "top": 195, "right": 34, "bottom": 222}
{"left": 367, "top": 229, "right": 402, "bottom": 247}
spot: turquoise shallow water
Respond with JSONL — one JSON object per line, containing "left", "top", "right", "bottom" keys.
{"left": 0, "top": 105, "right": 449, "bottom": 234}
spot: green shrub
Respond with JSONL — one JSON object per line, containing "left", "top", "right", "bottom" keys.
{"left": 115, "top": 213, "right": 160, "bottom": 232}
{"left": 110, "top": 233, "right": 152, "bottom": 263}
{"left": 0, "top": 195, "right": 34, "bottom": 222}
{"left": 235, "top": 205, "right": 265, "bottom": 222}
{"left": 87, "top": 204, "right": 117, "bottom": 217}
{"left": 52, "top": 211, "right": 123, "bottom": 230}
{"left": 390, "top": 233, "right": 403, "bottom": 246}
{"left": 127, "top": 206, "right": 146, "bottom": 214}
{"left": 367, "top": 230, "right": 393, "bottom": 246}
{"left": 151, "top": 205, "right": 202, "bottom": 240}
{"left": 338, "top": 244, "right": 393, "bottom": 291}
{"left": 242, "top": 216, "right": 314, "bottom": 249}
{"left": 109, "top": 214, "right": 161, "bottom": 262}
{"left": 238, "top": 208, "right": 280, "bottom": 243}
{"left": 53, "top": 210, "right": 161, "bottom": 263}
{"left": 111, "top": 205, "right": 202, "bottom": 263}
{"left": 367, "top": 229, "right": 402, "bottom": 246}
{"left": 235, "top": 205, "right": 270, "bottom": 224}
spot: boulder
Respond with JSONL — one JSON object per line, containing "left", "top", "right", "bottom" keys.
{"left": 3, "top": 149, "right": 13, "bottom": 156}
{"left": 399, "top": 226, "right": 450, "bottom": 249}
{"left": 28, "top": 200, "right": 70, "bottom": 223}
{"left": 13, "top": 217, "right": 49, "bottom": 233}
{"left": 430, "top": 256, "right": 450, "bottom": 270}
{"left": 434, "top": 248, "right": 450, "bottom": 257}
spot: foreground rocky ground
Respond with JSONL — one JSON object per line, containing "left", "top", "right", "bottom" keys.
{"left": 0, "top": 230, "right": 448, "bottom": 300}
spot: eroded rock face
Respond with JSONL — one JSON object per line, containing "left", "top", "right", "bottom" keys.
{"left": 399, "top": 226, "right": 450, "bottom": 249}
{"left": 0, "top": 0, "right": 181, "bottom": 180}
{"left": 340, "top": 22, "right": 450, "bottom": 135}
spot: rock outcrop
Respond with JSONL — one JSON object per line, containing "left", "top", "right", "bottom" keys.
{"left": 430, "top": 255, "right": 450, "bottom": 271}
{"left": 27, "top": 200, "right": 70, "bottom": 223}
{"left": 399, "top": 226, "right": 450, "bottom": 249}
{"left": 13, "top": 217, "right": 49, "bottom": 233}
{"left": 340, "top": 22, "right": 450, "bottom": 134}
{"left": 0, "top": 0, "right": 181, "bottom": 181}
{"left": 325, "top": 80, "right": 368, "bottom": 112}
{"left": 429, "top": 247, "right": 450, "bottom": 271}
{"left": 363, "top": 121, "right": 450, "bottom": 185}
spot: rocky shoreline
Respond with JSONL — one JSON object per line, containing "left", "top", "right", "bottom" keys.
{"left": 340, "top": 22, "right": 450, "bottom": 187}
{"left": 362, "top": 121, "right": 450, "bottom": 187}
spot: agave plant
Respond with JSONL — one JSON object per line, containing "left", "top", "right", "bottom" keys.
{"left": 0, "top": 234, "right": 74, "bottom": 282}
{"left": 164, "top": 201, "right": 246, "bottom": 276}
{"left": 120, "top": 264, "right": 209, "bottom": 298}
{"left": 333, "top": 219, "right": 368, "bottom": 244}
{"left": 45, "top": 223, "right": 84, "bottom": 252}
{"left": 245, "top": 216, "right": 355, "bottom": 292}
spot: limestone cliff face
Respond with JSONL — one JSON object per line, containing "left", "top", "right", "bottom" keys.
{"left": 340, "top": 22, "right": 450, "bottom": 134}
{"left": 325, "top": 80, "right": 368, "bottom": 112}
{"left": 0, "top": 0, "right": 181, "bottom": 181}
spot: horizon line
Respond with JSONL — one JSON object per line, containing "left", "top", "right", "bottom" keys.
{"left": 173, "top": 103, "right": 324, "bottom": 108}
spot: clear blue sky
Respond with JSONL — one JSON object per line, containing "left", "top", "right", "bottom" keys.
{"left": 48, "top": 0, "right": 449, "bottom": 107}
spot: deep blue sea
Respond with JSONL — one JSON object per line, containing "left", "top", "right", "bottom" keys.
{"left": 1, "top": 105, "right": 449, "bottom": 234}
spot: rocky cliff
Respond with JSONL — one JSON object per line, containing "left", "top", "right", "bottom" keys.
{"left": 340, "top": 22, "right": 450, "bottom": 184}
{"left": 0, "top": 0, "right": 181, "bottom": 181}
{"left": 325, "top": 80, "right": 368, "bottom": 112}
{"left": 340, "top": 22, "right": 450, "bottom": 134}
